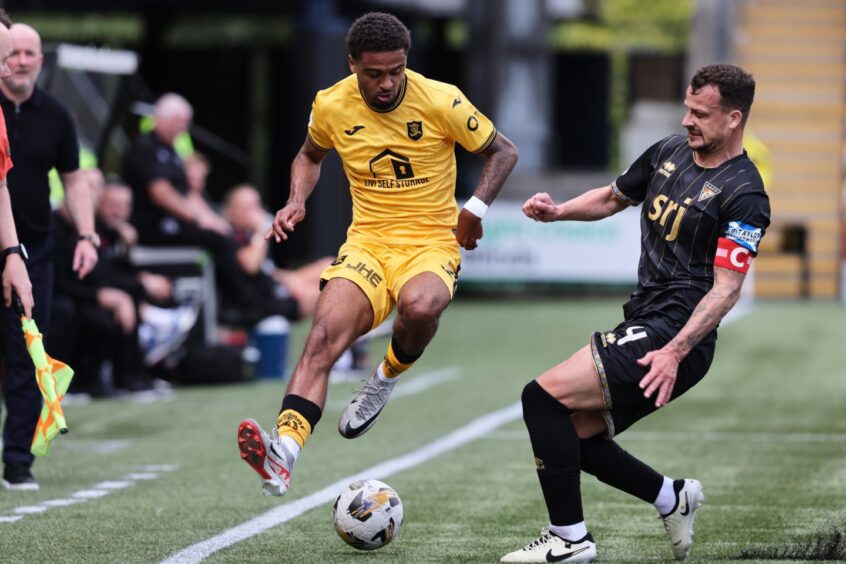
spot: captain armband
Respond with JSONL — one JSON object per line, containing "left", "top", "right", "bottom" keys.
{"left": 714, "top": 237, "right": 753, "bottom": 273}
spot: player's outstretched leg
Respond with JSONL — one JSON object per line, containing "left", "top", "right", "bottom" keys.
{"left": 237, "top": 418, "right": 296, "bottom": 497}
{"left": 660, "top": 479, "right": 704, "bottom": 560}
{"left": 501, "top": 530, "right": 596, "bottom": 563}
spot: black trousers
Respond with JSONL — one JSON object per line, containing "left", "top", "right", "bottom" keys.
{"left": 50, "top": 297, "right": 150, "bottom": 394}
{"left": 0, "top": 238, "right": 54, "bottom": 468}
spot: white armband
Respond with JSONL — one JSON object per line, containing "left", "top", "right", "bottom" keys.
{"left": 463, "top": 196, "right": 488, "bottom": 219}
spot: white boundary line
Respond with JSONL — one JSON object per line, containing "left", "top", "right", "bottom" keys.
{"left": 0, "top": 465, "right": 178, "bottom": 525}
{"left": 160, "top": 401, "right": 523, "bottom": 564}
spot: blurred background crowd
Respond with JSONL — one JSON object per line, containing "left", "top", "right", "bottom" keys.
{"left": 1, "top": 0, "right": 844, "bottom": 399}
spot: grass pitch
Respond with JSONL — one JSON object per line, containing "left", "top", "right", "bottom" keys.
{"left": 0, "top": 298, "right": 844, "bottom": 563}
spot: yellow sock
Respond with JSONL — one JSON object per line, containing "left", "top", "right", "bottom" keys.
{"left": 276, "top": 409, "right": 313, "bottom": 449}
{"left": 382, "top": 341, "right": 416, "bottom": 379}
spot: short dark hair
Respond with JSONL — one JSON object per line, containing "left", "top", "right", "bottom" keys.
{"left": 690, "top": 64, "right": 756, "bottom": 125}
{"left": 0, "top": 9, "right": 13, "bottom": 28}
{"left": 346, "top": 12, "right": 411, "bottom": 60}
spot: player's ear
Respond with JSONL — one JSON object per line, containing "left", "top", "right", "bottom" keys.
{"left": 348, "top": 55, "right": 356, "bottom": 74}
{"left": 728, "top": 109, "right": 743, "bottom": 130}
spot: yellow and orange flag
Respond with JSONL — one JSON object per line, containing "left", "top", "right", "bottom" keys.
{"left": 21, "top": 316, "right": 74, "bottom": 457}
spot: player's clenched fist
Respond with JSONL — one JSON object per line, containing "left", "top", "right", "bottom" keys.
{"left": 456, "top": 208, "right": 483, "bottom": 250}
{"left": 522, "top": 192, "right": 560, "bottom": 222}
{"left": 266, "top": 202, "right": 306, "bottom": 243}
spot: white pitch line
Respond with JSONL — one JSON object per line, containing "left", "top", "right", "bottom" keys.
{"left": 126, "top": 473, "right": 160, "bottom": 480}
{"left": 73, "top": 490, "right": 111, "bottom": 499}
{"left": 14, "top": 505, "right": 47, "bottom": 514}
{"left": 160, "top": 401, "right": 523, "bottom": 564}
{"left": 95, "top": 481, "right": 133, "bottom": 490}
{"left": 327, "top": 367, "right": 459, "bottom": 411}
{"left": 41, "top": 499, "right": 83, "bottom": 508}
{"left": 0, "top": 466, "right": 178, "bottom": 525}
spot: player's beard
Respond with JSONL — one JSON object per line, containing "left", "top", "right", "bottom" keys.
{"left": 686, "top": 129, "right": 717, "bottom": 154}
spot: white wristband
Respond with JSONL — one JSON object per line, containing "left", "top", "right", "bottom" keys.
{"left": 463, "top": 196, "right": 488, "bottom": 219}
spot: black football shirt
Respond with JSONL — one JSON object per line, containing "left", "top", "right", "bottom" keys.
{"left": 612, "top": 134, "right": 771, "bottom": 326}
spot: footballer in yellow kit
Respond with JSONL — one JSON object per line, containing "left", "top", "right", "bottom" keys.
{"left": 238, "top": 12, "right": 518, "bottom": 499}
{"left": 310, "top": 68, "right": 497, "bottom": 328}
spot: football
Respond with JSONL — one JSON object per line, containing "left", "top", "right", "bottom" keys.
{"left": 332, "top": 479, "right": 404, "bottom": 550}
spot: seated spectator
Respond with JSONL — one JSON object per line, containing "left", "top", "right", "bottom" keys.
{"left": 50, "top": 170, "right": 190, "bottom": 396}
{"left": 121, "top": 93, "right": 295, "bottom": 325}
{"left": 184, "top": 151, "right": 230, "bottom": 236}
{"left": 221, "top": 184, "right": 373, "bottom": 374}
{"left": 96, "top": 179, "right": 196, "bottom": 365}
{"left": 51, "top": 169, "right": 151, "bottom": 395}
{"left": 222, "top": 184, "right": 332, "bottom": 318}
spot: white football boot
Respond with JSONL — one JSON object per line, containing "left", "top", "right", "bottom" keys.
{"left": 661, "top": 479, "right": 704, "bottom": 560}
{"left": 237, "top": 418, "right": 295, "bottom": 497}
{"left": 501, "top": 530, "right": 596, "bottom": 563}
{"left": 338, "top": 367, "right": 396, "bottom": 439}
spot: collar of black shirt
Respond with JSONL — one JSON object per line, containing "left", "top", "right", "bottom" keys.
{"left": 0, "top": 85, "right": 44, "bottom": 108}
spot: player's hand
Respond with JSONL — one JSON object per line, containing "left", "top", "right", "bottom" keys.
{"left": 456, "top": 208, "right": 483, "bottom": 250}
{"left": 266, "top": 202, "right": 306, "bottom": 243}
{"left": 2, "top": 254, "right": 33, "bottom": 319}
{"left": 637, "top": 347, "right": 682, "bottom": 408}
{"left": 73, "top": 239, "right": 99, "bottom": 280}
{"left": 522, "top": 192, "right": 560, "bottom": 222}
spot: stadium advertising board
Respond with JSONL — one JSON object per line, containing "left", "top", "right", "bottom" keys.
{"left": 460, "top": 201, "right": 641, "bottom": 283}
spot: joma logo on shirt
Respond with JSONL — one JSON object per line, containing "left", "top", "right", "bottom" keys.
{"left": 648, "top": 195, "right": 693, "bottom": 242}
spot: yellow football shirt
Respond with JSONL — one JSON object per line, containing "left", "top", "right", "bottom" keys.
{"left": 307, "top": 69, "right": 496, "bottom": 245}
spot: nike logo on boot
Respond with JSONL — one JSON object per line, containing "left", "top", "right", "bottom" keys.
{"left": 679, "top": 492, "right": 691, "bottom": 516}
{"left": 545, "top": 546, "right": 590, "bottom": 562}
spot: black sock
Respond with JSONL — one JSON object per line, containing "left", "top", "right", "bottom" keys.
{"left": 279, "top": 394, "right": 323, "bottom": 429}
{"left": 521, "top": 380, "right": 583, "bottom": 526}
{"left": 580, "top": 436, "right": 663, "bottom": 503}
{"left": 390, "top": 336, "right": 422, "bottom": 364}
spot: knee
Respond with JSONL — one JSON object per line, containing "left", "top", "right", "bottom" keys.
{"left": 398, "top": 291, "right": 442, "bottom": 330}
{"left": 521, "top": 380, "right": 571, "bottom": 420}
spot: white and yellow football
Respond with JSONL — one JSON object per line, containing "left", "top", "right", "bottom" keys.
{"left": 332, "top": 479, "right": 403, "bottom": 551}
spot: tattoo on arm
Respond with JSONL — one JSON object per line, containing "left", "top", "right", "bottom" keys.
{"left": 668, "top": 269, "right": 745, "bottom": 358}
{"left": 475, "top": 133, "right": 518, "bottom": 204}
{"left": 287, "top": 138, "right": 327, "bottom": 205}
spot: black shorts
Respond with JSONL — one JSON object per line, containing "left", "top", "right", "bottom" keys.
{"left": 589, "top": 316, "right": 715, "bottom": 439}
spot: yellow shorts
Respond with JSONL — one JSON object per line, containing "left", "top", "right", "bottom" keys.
{"left": 320, "top": 240, "right": 461, "bottom": 330}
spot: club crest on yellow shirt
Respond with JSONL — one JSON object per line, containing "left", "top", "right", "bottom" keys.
{"left": 407, "top": 121, "right": 423, "bottom": 141}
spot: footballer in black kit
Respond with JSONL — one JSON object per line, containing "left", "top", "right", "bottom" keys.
{"left": 594, "top": 133, "right": 770, "bottom": 438}
{"left": 503, "top": 64, "right": 769, "bottom": 563}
